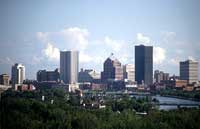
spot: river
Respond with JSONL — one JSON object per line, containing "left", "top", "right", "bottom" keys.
{"left": 152, "top": 95, "right": 200, "bottom": 110}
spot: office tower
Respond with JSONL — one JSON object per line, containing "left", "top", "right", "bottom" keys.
{"left": 60, "top": 51, "right": 79, "bottom": 83}
{"left": 154, "top": 70, "right": 169, "bottom": 83}
{"left": 101, "top": 54, "right": 123, "bottom": 81}
{"left": 135, "top": 45, "right": 153, "bottom": 86}
{"left": 123, "top": 64, "right": 135, "bottom": 82}
{"left": 154, "top": 70, "right": 160, "bottom": 83}
{"left": 163, "top": 72, "right": 170, "bottom": 81}
{"left": 0, "top": 74, "right": 10, "bottom": 86}
{"left": 180, "top": 60, "right": 199, "bottom": 84}
{"left": 11, "top": 63, "right": 25, "bottom": 86}
{"left": 37, "top": 68, "right": 60, "bottom": 82}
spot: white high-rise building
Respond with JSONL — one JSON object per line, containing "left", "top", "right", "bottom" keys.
{"left": 60, "top": 51, "right": 79, "bottom": 92}
{"left": 180, "top": 60, "right": 199, "bottom": 84}
{"left": 123, "top": 64, "right": 135, "bottom": 82}
{"left": 11, "top": 63, "right": 25, "bottom": 87}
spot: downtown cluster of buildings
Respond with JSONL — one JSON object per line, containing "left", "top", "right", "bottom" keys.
{"left": 0, "top": 45, "right": 199, "bottom": 92}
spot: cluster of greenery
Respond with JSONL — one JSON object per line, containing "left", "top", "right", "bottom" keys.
{"left": 154, "top": 89, "right": 200, "bottom": 100}
{"left": 106, "top": 96, "right": 152, "bottom": 112}
{"left": 1, "top": 89, "right": 200, "bottom": 129}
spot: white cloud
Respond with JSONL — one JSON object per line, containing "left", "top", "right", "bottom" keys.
{"left": 37, "top": 27, "right": 90, "bottom": 62}
{"left": 37, "top": 27, "right": 89, "bottom": 51}
{"left": 169, "top": 58, "right": 180, "bottom": 66}
{"left": 61, "top": 27, "right": 89, "bottom": 51}
{"left": 136, "top": 33, "right": 151, "bottom": 45}
{"left": 153, "top": 47, "right": 166, "bottom": 64}
{"left": 135, "top": 33, "right": 166, "bottom": 65}
{"left": 43, "top": 43, "right": 59, "bottom": 60}
{"left": 79, "top": 52, "right": 93, "bottom": 63}
{"left": 37, "top": 28, "right": 172, "bottom": 71}
{"left": 188, "top": 56, "right": 196, "bottom": 61}
{"left": 37, "top": 27, "right": 131, "bottom": 66}
{"left": 104, "top": 36, "right": 123, "bottom": 52}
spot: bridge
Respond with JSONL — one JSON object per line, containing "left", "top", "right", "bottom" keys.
{"left": 154, "top": 103, "right": 200, "bottom": 107}
{"left": 83, "top": 91, "right": 151, "bottom": 96}
{"left": 105, "top": 91, "right": 151, "bottom": 96}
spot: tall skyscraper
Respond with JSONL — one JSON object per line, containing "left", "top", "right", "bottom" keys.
{"left": 180, "top": 60, "right": 199, "bottom": 84}
{"left": 101, "top": 54, "right": 123, "bottom": 81}
{"left": 135, "top": 45, "right": 153, "bottom": 86}
{"left": 60, "top": 51, "right": 79, "bottom": 84}
{"left": 123, "top": 64, "right": 135, "bottom": 82}
{"left": 11, "top": 63, "right": 25, "bottom": 87}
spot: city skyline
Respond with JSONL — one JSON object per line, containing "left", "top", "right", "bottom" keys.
{"left": 0, "top": 0, "right": 200, "bottom": 79}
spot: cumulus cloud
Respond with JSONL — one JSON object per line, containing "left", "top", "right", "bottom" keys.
{"left": 37, "top": 27, "right": 89, "bottom": 51}
{"left": 37, "top": 28, "right": 133, "bottom": 67}
{"left": 136, "top": 33, "right": 151, "bottom": 45}
{"left": 36, "top": 28, "right": 171, "bottom": 71}
{"left": 60, "top": 27, "right": 89, "bottom": 50}
{"left": 43, "top": 43, "right": 60, "bottom": 60}
{"left": 188, "top": 56, "right": 196, "bottom": 61}
{"left": 153, "top": 47, "right": 166, "bottom": 64}
{"left": 37, "top": 27, "right": 91, "bottom": 63}
{"left": 79, "top": 52, "right": 93, "bottom": 63}
{"left": 104, "top": 36, "right": 123, "bottom": 52}
{"left": 135, "top": 33, "right": 166, "bottom": 64}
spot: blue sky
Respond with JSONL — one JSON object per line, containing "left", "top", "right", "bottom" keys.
{"left": 0, "top": 0, "right": 200, "bottom": 79}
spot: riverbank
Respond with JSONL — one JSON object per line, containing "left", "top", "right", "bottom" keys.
{"left": 151, "top": 89, "right": 200, "bottom": 102}
{"left": 158, "top": 94, "right": 200, "bottom": 102}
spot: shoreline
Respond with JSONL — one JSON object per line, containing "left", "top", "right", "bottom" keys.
{"left": 155, "top": 94, "right": 200, "bottom": 102}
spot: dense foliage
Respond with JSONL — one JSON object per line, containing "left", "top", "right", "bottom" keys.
{"left": 1, "top": 89, "right": 200, "bottom": 129}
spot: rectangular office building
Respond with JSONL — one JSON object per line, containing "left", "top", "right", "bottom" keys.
{"left": 135, "top": 45, "right": 153, "bottom": 86}
{"left": 60, "top": 51, "right": 79, "bottom": 84}
{"left": 180, "top": 60, "right": 198, "bottom": 84}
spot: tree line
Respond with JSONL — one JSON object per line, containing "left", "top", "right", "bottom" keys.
{"left": 1, "top": 89, "right": 200, "bottom": 129}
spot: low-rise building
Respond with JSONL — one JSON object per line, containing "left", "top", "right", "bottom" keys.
{"left": 0, "top": 74, "right": 10, "bottom": 86}
{"left": 123, "top": 64, "right": 135, "bottom": 82}
{"left": 78, "top": 68, "right": 100, "bottom": 83}
{"left": 37, "top": 69, "right": 60, "bottom": 82}
{"left": 180, "top": 60, "right": 199, "bottom": 84}
{"left": 15, "top": 84, "right": 35, "bottom": 91}
{"left": 175, "top": 80, "right": 188, "bottom": 88}
{"left": 154, "top": 70, "right": 169, "bottom": 83}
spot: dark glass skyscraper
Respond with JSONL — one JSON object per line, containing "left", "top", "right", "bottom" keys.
{"left": 135, "top": 45, "right": 153, "bottom": 86}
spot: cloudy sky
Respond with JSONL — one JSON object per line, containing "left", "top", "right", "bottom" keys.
{"left": 0, "top": 0, "right": 200, "bottom": 79}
